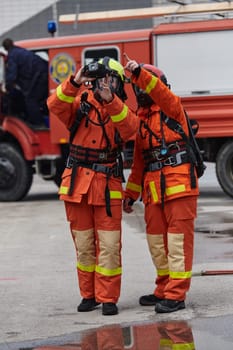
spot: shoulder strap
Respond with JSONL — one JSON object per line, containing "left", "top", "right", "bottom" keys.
{"left": 161, "top": 110, "right": 196, "bottom": 187}
{"left": 161, "top": 111, "right": 188, "bottom": 142}
{"left": 69, "top": 92, "right": 91, "bottom": 144}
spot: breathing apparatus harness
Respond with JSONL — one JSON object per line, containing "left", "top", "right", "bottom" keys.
{"left": 140, "top": 109, "right": 202, "bottom": 207}
{"left": 66, "top": 91, "right": 124, "bottom": 216}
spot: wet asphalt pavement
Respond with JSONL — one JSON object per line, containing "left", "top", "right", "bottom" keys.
{"left": 0, "top": 163, "right": 233, "bottom": 349}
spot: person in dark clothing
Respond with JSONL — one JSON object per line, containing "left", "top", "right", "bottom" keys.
{"left": 2, "top": 38, "right": 48, "bottom": 127}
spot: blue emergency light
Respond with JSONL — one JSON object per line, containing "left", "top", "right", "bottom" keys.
{"left": 47, "top": 21, "right": 57, "bottom": 35}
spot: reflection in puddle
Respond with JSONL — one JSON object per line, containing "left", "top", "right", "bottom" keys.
{"left": 32, "top": 321, "right": 195, "bottom": 349}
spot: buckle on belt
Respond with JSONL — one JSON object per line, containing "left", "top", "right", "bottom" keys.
{"left": 66, "top": 157, "right": 74, "bottom": 168}
{"left": 99, "top": 152, "right": 107, "bottom": 161}
{"left": 164, "top": 156, "right": 176, "bottom": 166}
{"left": 148, "top": 161, "right": 163, "bottom": 171}
{"left": 92, "top": 163, "right": 112, "bottom": 175}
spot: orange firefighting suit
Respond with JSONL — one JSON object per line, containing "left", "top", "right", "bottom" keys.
{"left": 125, "top": 68, "right": 199, "bottom": 301}
{"left": 47, "top": 77, "right": 138, "bottom": 303}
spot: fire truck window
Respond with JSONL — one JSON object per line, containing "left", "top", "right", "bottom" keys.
{"left": 83, "top": 47, "right": 119, "bottom": 65}
{"left": 33, "top": 50, "right": 49, "bottom": 62}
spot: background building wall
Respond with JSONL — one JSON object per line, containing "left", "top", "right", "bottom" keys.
{"left": 0, "top": 0, "right": 154, "bottom": 43}
{"left": 1, "top": 1, "right": 231, "bottom": 44}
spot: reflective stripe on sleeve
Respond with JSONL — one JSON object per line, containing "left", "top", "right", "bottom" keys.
{"left": 111, "top": 104, "right": 128, "bottom": 122}
{"left": 56, "top": 84, "right": 75, "bottom": 103}
{"left": 145, "top": 75, "right": 157, "bottom": 94}
{"left": 126, "top": 181, "right": 142, "bottom": 193}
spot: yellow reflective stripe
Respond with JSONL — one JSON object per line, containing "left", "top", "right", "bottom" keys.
{"left": 59, "top": 188, "right": 122, "bottom": 198}
{"left": 160, "top": 340, "right": 195, "bottom": 350}
{"left": 170, "top": 271, "right": 192, "bottom": 279}
{"left": 173, "top": 343, "right": 195, "bottom": 350}
{"left": 126, "top": 181, "right": 142, "bottom": 193}
{"left": 111, "top": 104, "right": 128, "bottom": 122}
{"left": 160, "top": 339, "right": 172, "bottom": 346}
{"left": 157, "top": 269, "right": 169, "bottom": 276}
{"left": 77, "top": 262, "right": 95, "bottom": 272}
{"left": 110, "top": 191, "right": 122, "bottom": 199}
{"left": 56, "top": 84, "right": 75, "bottom": 103}
{"left": 166, "top": 184, "right": 186, "bottom": 196}
{"left": 145, "top": 75, "right": 157, "bottom": 94}
{"left": 59, "top": 186, "right": 69, "bottom": 194}
{"left": 95, "top": 265, "right": 122, "bottom": 276}
{"left": 149, "top": 181, "right": 159, "bottom": 202}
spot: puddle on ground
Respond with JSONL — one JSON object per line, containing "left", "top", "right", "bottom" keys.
{"left": 2, "top": 317, "right": 233, "bottom": 350}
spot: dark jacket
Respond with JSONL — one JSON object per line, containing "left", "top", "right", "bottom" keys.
{"left": 5, "top": 45, "right": 48, "bottom": 94}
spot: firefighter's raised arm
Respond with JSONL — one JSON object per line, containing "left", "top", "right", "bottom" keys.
{"left": 124, "top": 53, "right": 141, "bottom": 76}
{"left": 73, "top": 66, "right": 95, "bottom": 86}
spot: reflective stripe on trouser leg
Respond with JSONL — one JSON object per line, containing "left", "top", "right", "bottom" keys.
{"left": 95, "top": 204, "right": 122, "bottom": 303}
{"left": 145, "top": 196, "right": 197, "bottom": 300}
{"left": 65, "top": 198, "right": 96, "bottom": 299}
{"left": 158, "top": 321, "right": 195, "bottom": 349}
{"left": 165, "top": 221, "right": 194, "bottom": 300}
{"left": 163, "top": 196, "right": 196, "bottom": 300}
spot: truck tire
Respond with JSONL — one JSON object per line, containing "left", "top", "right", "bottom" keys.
{"left": 216, "top": 141, "right": 233, "bottom": 198}
{"left": 0, "top": 143, "right": 33, "bottom": 201}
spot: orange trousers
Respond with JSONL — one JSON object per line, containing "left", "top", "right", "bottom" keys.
{"left": 144, "top": 196, "right": 197, "bottom": 301}
{"left": 65, "top": 195, "right": 122, "bottom": 303}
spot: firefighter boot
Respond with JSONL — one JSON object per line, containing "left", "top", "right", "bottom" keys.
{"left": 77, "top": 298, "right": 100, "bottom": 312}
{"left": 102, "top": 303, "right": 118, "bottom": 315}
{"left": 155, "top": 299, "right": 185, "bottom": 313}
{"left": 139, "top": 294, "right": 163, "bottom": 306}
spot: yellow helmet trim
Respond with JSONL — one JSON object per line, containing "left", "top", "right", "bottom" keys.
{"left": 98, "top": 57, "right": 125, "bottom": 82}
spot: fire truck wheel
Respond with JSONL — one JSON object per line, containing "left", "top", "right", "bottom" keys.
{"left": 0, "top": 143, "right": 33, "bottom": 201}
{"left": 216, "top": 140, "right": 233, "bottom": 198}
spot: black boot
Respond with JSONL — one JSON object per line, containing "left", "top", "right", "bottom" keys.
{"left": 155, "top": 299, "right": 185, "bottom": 313}
{"left": 77, "top": 298, "right": 100, "bottom": 312}
{"left": 139, "top": 294, "right": 163, "bottom": 306}
{"left": 102, "top": 303, "right": 118, "bottom": 315}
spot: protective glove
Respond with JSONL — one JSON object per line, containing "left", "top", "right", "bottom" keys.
{"left": 123, "top": 197, "right": 135, "bottom": 213}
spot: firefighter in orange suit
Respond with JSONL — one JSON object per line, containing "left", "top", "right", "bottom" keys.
{"left": 47, "top": 57, "right": 138, "bottom": 316}
{"left": 123, "top": 56, "right": 199, "bottom": 313}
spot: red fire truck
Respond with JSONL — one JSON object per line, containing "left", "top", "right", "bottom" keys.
{"left": 0, "top": 7, "right": 233, "bottom": 200}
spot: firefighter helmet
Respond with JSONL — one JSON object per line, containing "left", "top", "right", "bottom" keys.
{"left": 133, "top": 64, "right": 169, "bottom": 107}
{"left": 98, "top": 57, "right": 125, "bottom": 82}
{"left": 142, "top": 64, "right": 168, "bottom": 86}
{"left": 96, "top": 56, "right": 127, "bottom": 101}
